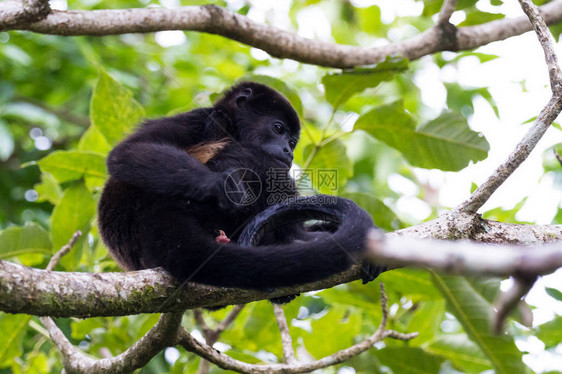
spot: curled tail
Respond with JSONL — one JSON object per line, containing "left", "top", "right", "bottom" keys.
{"left": 164, "top": 196, "right": 381, "bottom": 290}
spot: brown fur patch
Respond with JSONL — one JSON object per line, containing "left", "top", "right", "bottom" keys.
{"left": 188, "top": 140, "right": 230, "bottom": 164}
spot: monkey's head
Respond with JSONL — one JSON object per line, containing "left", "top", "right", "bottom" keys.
{"left": 215, "top": 82, "right": 300, "bottom": 168}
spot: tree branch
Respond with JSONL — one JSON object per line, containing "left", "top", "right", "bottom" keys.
{"left": 194, "top": 305, "right": 245, "bottom": 374}
{"left": 273, "top": 304, "right": 297, "bottom": 365}
{"left": 2, "top": 218, "right": 561, "bottom": 317}
{"left": 437, "top": 0, "right": 458, "bottom": 25}
{"left": 367, "top": 229, "right": 562, "bottom": 278}
{"left": 38, "top": 231, "right": 184, "bottom": 373}
{"left": 1, "top": 1, "right": 562, "bottom": 68}
{"left": 0, "top": 0, "right": 50, "bottom": 28}
{"left": 459, "top": 0, "right": 562, "bottom": 213}
{"left": 492, "top": 276, "right": 537, "bottom": 334}
{"left": 0, "top": 258, "right": 364, "bottom": 317}
{"left": 178, "top": 284, "right": 417, "bottom": 374}
{"left": 518, "top": 0, "right": 562, "bottom": 93}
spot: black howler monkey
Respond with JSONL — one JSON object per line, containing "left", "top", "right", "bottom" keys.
{"left": 98, "top": 82, "right": 382, "bottom": 292}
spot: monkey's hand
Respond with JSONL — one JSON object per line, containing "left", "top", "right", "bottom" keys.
{"left": 215, "top": 230, "right": 231, "bottom": 243}
{"left": 360, "top": 262, "right": 386, "bottom": 284}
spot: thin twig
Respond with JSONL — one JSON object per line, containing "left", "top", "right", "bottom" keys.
{"left": 437, "top": 0, "right": 459, "bottom": 25}
{"left": 492, "top": 276, "right": 537, "bottom": 334}
{"left": 195, "top": 305, "right": 245, "bottom": 374}
{"left": 518, "top": 0, "right": 562, "bottom": 93}
{"left": 459, "top": 0, "right": 562, "bottom": 213}
{"left": 178, "top": 284, "right": 417, "bottom": 374}
{"left": 46, "top": 231, "right": 82, "bottom": 271}
{"left": 273, "top": 304, "right": 297, "bottom": 364}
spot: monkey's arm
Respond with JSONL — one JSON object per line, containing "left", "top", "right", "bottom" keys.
{"left": 107, "top": 110, "right": 228, "bottom": 200}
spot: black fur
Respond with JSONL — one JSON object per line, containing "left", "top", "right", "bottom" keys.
{"left": 98, "top": 82, "right": 381, "bottom": 291}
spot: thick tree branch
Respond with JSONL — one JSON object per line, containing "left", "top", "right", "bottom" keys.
{"left": 367, "top": 229, "right": 562, "bottom": 278}
{"left": 0, "top": 259, "right": 364, "bottom": 317}
{"left": 0, "top": 2, "right": 561, "bottom": 68}
{"left": 178, "top": 284, "right": 417, "bottom": 374}
{"left": 2, "top": 218, "right": 561, "bottom": 317}
{"left": 0, "top": 0, "right": 50, "bottom": 28}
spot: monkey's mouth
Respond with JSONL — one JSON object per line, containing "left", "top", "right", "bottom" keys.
{"left": 274, "top": 156, "right": 293, "bottom": 168}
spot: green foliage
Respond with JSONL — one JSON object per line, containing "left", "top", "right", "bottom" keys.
{"left": 355, "top": 101, "right": 489, "bottom": 171}
{"left": 51, "top": 182, "right": 96, "bottom": 269}
{"left": 322, "top": 57, "right": 409, "bottom": 109}
{"left": 90, "top": 71, "right": 145, "bottom": 146}
{"left": 431, "top": 273, "right": 528, "bottom": 374}
{"left": 36, "top": 151, "right": 107, "bottom": 191}
{"left": 0, "top": 314, "right": 31, "bottom": 369}
{"left": 536, "top": 316, "right": 562, "bottom": 349}
{"left": 425, "top": 334, "right": 492, "bottom": 373}
{"left": 0, "top": 223, "right": 51, "bottom": 259}
{"left": 375, "top": 347, "right": 445, "bottom": 374}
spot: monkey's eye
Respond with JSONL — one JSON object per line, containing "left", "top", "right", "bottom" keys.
{"left": 289, "top": 139, "right": 297, "bottom": 149}
{"left": 273, "top": 123, "right": 285, "bottom": 135}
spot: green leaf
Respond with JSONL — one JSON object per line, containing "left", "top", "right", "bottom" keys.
{"left": 357, "top": 5, "right": 382, "bottom": 34}
{"left": 341, "top": 192, "right": 400, "bottom": 231}
{"left": 458, "top": 11, "right": 504, "bottom": 27}
{"left": 406, "top": 300, "right": 446, "bottom": 345}
{"left": 0, "top": 223, "right": 52, "bottom": 258}
{"left": 304, "top": 306, "right": 362, "bottom": 358}
{"left": 0, "top": 313, "right": 31, "bottom": 368}
{"left": 425, "top": 334, "right": 492, "bottom": 373}
{"left": 355, "top": 102, "right": 489, "bottom": 171}
{"left": 37, "top": 150, "right": 107, "bottom": 190}
{"left": 301, "top": 139, "right": 352, "bottom": 194}
{"left": 51, "top": 183, "right": 96, "bottom": 270}
{"left": 431, "top": 273, "right": 527, "bottom": 374}
{"left": 543, "top": 143, "right": 562, "bottom": 172}
{"left": 536, "top": 316, "right": 562, "bottom": 348}
{"left": 545, "top": 287, "right": 562, "bottom": 301}
{"left": 239, "top": 75, "right": 303, "bottom": 116}
{"left": 322, "top": 57, "right": 408, "bottom": 109}
{"left": 90, "top": 70, "right": 145, "bottom": 146}
{"left": 34, "top": 172, "right": 63, "bottom": 205}
{"left": 378, "top": 268, "right": 441, "bottom": 300}
{"left": 78, "top": 125, "right": 111, "bottom": 155}
{"left": 375, "top": 347, "right": 444, "bottom": 374}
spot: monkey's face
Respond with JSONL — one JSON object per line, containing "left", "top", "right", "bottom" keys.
{"left": 222, "top": 82, "right": 301, "bottom": 168}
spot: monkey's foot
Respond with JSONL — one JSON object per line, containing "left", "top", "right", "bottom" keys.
{"left": 215, "top": 230, "right": 231, "bottom": 243}
{"left": 269, "top": 294, "right": 300, "bottom": 304}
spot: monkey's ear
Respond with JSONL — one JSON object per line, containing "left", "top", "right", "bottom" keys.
{"left": 235, "top": 87, "right": 253, "bottom": 108}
